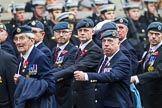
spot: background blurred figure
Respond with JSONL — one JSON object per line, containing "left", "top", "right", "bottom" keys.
{"left": 142, "top": 0, "right": 162, "bottom": 26}
{"left": 31, "top": 0, "right": 54, "bottom": 49}
{"left": 5, "top": 3, "right": 28, "bottom": 37}
{"left": 99, "top": 4, "right": 116, "bottom": 21}
{"left": 124, "top": 2, "right": 147, "bottom": 60}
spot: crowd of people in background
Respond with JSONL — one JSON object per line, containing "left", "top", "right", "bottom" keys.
{"left": 0, "top": 0, "right": 162, "bottom": 108}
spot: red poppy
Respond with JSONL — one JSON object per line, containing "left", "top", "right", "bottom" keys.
{"left": 24, "top": 60, "right": 29, "bottom": 65}
{"left": 62, "top": 50, "right": 68, "bottom": 54}
{"left": 82, "top": 50, "right": 87, "bottom": 55}
{"left": 153, "top": 51, "right": 158, "bottom": 56}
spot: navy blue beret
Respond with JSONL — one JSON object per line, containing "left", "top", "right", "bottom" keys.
{"left": 53, "top": 22, "right": 70, "bottom": 31}
{"left": 114, "top": 17, "right": 128, "bottom": 26}
{"left": 76, "top": 18, "right": 94, "bottom": 29}
{"left": 101, "top": 30, "right": 118, "bottom": 39}
{"left": 12, "top": 25, "right": 32, "bottom": 36}
{"left": 27, "top": 20, "right": 44, "bottom": 30}
{"left": 147, "top": 22, "right": 162, "bottom": 32}
{"left": 100, "top": 22, "right": 117, "bottom": 33}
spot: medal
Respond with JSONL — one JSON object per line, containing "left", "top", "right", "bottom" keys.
{"left": 26, "top": 74, "right": 30, "bottom": 78}
{"left": 0, "top": 76, "right": 2, "bottom": 83}
{"left": 148, "top": 65, "right": 154, "bottom": 72}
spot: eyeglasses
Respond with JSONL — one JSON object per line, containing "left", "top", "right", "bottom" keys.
{"left": 13, "top": 36, "right": 29, "bottom": 42}
{"left": 54, "top": 30, "right": 70, "bottom": 35}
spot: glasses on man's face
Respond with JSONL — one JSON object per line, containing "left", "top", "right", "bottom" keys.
{"left": 13, "top": 36, "right": 29, "bottom": 42}
{"left": 55, "top": 30, "right": 70, "bottom": 35}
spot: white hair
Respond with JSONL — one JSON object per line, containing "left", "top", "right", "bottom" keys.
{"left": 25, "top": 33, "right": 35, "bottom": 38}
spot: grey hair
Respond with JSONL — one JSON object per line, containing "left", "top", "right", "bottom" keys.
{"left": 25, "top": 33, "right": 35, "bottom": 38}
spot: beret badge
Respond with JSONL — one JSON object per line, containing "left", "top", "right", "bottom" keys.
{"left": 85, "top": 23, "right": 89, "bottom": 27}
{"left": 119, "top": 18, "right": 123, "bottom": 23}
{"left": 31, "top": 21, "right": 36, "bottom": 26}
{"left": 17, "top": 28, "right": 21, "bottom": 33}
{"left": 158, "top": 25, "right": 161, "bottom": 30}
{"left": 112, "top": 31, "right": 115, "bottom": 36}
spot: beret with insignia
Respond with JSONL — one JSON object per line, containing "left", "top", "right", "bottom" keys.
{"left": 0, "top": 23, "right": 6, "bottom": 31}
{"left": 147, "top": 22, "right": 162, "bottom": 32}
{"left": 12, "top": 25, "right": 33, "bottom": 36}
{"left": 101, "top": 30, "right": 118, "bottom": 39}
{"left": 114, "top": 17, "right": 128, "bottom": 26}
{"left": 27, "top": 20, "right": 44, "bottom": 30}
{"left": 100, "top": 22, "right": 117, "bottom": 33}
{"left": 53, "top": 22, "right": 70, "bottom": 31}
{"left": 76, "top": 18, "right": 94, "bottom": 29}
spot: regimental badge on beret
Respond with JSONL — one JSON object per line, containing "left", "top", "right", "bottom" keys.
{"left": 119, "top": 18, "right": 123, "bottom": 23}
{"left": 158, "top": 25, "right": 161, "bottom": 30}
{"left": 17, "top": 28, "right": 21, "bottom": 33}
{"left": 0, "top": 75, "right": 2, "bottom": 84}
{"left": 85, "top": 23, "right": 89, "bottom": 27}
{"left": 68, "top": 14, "right": 74, "bottom": 20}
{"left": 112, "top": 31, "right": 115, "bottom": 36}
{"left": 31, "top": 21, "right": 36, "bottom": 26}
{"left": 68, "top": 24, "right": 70, "bottom": 29}
{"left": 0, "top": 24, "right": 3, "bottom": 29}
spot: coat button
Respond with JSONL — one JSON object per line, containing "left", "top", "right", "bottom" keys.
{"left": 95, "top": 100, "right": 98, "bottom": 103}
{"left": 95, "top": 88, "right": 97, "bottom": 91}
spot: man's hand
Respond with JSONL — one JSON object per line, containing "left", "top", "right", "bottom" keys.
{"left": 74, "top": 71, "right": 86, "bottom": 81}
{"left": 14, "top": 74, "right": 21, "bottom": 84}
{"left": 130, "top": 76, "right": 136, "bottom": 83}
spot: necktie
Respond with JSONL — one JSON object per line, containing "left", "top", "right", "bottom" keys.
{"left": 53, "top": 47, "right": 61, "bottom": 63}
{"left": 143, "top": 49, "right": 153, "bottom": 70}
{"left": 19, "top": 57, "right": 24, "bottom": 73}
{"left": 75, "top": 48, "right": 82, "bottom": 60}
{"left": 100, "top": 57, "right": 108, "bottom": 73}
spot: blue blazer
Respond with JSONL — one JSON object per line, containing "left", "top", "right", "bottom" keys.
{"left": 122, "top": 39, "right": 139, "bottom": 75}
{"left": 36, "top": 42, "right": 52, "bottom": 64}
{"left": 16, "top": 47, "right": 56, "bottom": 108}
{"left": 88, "top": 50, "right": 133, "bottom": 108}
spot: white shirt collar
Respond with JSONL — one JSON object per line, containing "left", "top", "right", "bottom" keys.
{"left": 120, "top": 38, "right": 127, "bottom": 43}
{"left": 35, "top": 41, "right": 43, "bottom": 47}
{"left": 104, "top": 49, "right": 120, "bottom": 62}
{"left": 79, "top": 39, "right": 92, "bottom": 50}
{"left": 57, "top": 41, "right": 69, "bottom": 51}
{"left": 21, "top": 45, "right": 34, "bottom": 61}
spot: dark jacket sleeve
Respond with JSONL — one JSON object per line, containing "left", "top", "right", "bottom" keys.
{"left": 53, "top": 47, "right": 102, "bottom": 80}
{"left": 52, "top": 47, "right": 77, "bottom": 72}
